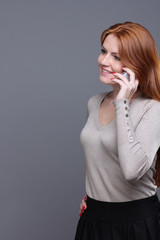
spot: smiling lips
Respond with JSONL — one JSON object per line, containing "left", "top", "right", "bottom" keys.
{"left": 101, "top": 68, "right": 113, "bottom": 75}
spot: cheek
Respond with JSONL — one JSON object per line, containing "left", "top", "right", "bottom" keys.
{"left": 97, "top": 55, "right": 102, "bottom": 65}
{"left": 118, "top": 65, "right": 123, "bottom": 73}
{"left": 113, "top": 63, "right": 123, "bottom": 72}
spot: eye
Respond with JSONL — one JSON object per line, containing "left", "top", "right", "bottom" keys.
{"left": 114, "top": 55, "right": 121, "bottom": 61}
{"left": 101, "top": 49, "right": 106, "bottom": 54}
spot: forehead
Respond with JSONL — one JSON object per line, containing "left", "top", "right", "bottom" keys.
{"left": 102, "top": 34, "right": 119, "bottom": 52}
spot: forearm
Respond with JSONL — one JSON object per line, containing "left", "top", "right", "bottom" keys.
{"left": 113, "top": 98, "right": 151, "bottom": 181}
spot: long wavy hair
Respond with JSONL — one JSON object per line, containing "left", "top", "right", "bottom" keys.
{"left": 101, "top": 22, "right": 160, "bottom": 187}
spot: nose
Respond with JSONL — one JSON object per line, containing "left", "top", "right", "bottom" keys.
{"left": 101, "top": 54, "right": 111, "bottom": 66}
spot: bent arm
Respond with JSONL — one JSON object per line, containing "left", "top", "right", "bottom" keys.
{"left": 113, "top": 98, "right": 160, "bottom": 181}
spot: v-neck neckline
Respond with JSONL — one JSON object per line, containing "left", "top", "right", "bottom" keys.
{"left": 95, "top": 91, "right": 143, "bottom": 130}
{"left": 95, "top": 92, "right": 115, "bottom": 130}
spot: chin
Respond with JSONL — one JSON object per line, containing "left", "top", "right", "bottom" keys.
{"left": 99, "top": 75, "right": 113, "bottom": 85}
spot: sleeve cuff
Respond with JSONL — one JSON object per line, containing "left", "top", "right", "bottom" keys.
{"left": 112, "top": 98, "right": 134, "bottom": 143}
{"left": 112, "top": 98, "right": 130, "bottom": 108}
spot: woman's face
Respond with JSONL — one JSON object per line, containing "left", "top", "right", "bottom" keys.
{"left": 98, "top": 34, "right": 123, "bottom": 85}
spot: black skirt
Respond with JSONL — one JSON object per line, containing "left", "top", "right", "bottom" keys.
{"left": 75, "top": 193, "right": 160, "bottom": 240}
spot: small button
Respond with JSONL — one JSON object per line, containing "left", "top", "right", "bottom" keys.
{"left": 127, "top": 129, "right": 131, "bottom": 132}
{"left": 129, "top": 137, "right": 133, "bottom": 141}
{"left": 124, "top": 100, "right": 127, "bottom": 104}
{"left": 125, "top": 114, "right": 129, "bottom": 117}
{"left": 125, "top": 107, "right": 128, "bottom": 110}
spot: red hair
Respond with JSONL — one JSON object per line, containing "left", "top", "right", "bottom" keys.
{"left": 101, "top": 22, "right": 160, "bottom": 187}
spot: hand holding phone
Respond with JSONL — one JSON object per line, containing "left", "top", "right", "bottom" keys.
{"left": 122, "top": 71, "right": 130, "bottom": 81}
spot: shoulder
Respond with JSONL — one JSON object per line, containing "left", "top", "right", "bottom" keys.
{"left": 136, "top": 97, "right": 160, "bottom": 122}
{"left": 147, "top": 99, "right": 160, "bottom": 117}
{"left": 86, "top": 92, "right": 108, "bottom": 114}
{"left": 136, "top": 95, "right": 160, "bottom": 111}
{"left": 143, "top": 98, "right": 160, "bottom": 112}
{"left": 87, "top": 91, "right": 110, "bottom": 107}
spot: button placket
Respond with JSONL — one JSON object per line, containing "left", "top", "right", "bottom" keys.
{"left": 123, "top": 100, "right": 134, "bottom": 143}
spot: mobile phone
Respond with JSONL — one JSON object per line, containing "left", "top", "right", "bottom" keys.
{"left": 122, "top": 71, "right": 130, "bottom": 81}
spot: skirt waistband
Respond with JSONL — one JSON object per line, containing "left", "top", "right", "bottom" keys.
{"left": 85, "top": 194, "right": 160, "bottom": 222}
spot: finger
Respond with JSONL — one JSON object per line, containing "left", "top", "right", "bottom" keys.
{"left": 111, "top": 77, "right": 133, "bottom": 90}
{"left": 81, "top": 208, "right": 84, "bottom": 213}
{"left": 82, "top": 201, "right": 87, "bottom": 210}
{"left": 135, "top": 79, "right": 139, "bottom": 85}
{"left": 79, "top": 203, "right": 87, "bottom": 216}
{"left": 84, "top": 194, "right": 87, "bottom": 201}
{"left": 134, "top": 79, "right": 140, "bottom": 91}
{"left": 111, "top": 78, "right": 139, "bottom": 98}
{"left": 111, "top": 78, "right": 127, "bottom": 88}
{"left": 122, "top": 67, "right": 134, "bottom": 75}
{"left": 112, "top": 73, "right": 130, "bottom": 83}
{"left": 79, "top": 208, "right": 84, "bottom": 215}
{"left": 80, "top": 200, "right": 87, "bottom": 210}
{"left": 80, "top": 206, "right": 85, "bottom": 213}
{"left": 122, "top": 67, "right": 135, "bottom": 82}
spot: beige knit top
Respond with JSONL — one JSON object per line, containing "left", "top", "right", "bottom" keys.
{"left": 80, "top": 91, "right": 160, "bottom": 202}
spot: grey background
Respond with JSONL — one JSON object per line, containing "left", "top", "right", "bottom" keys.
{"left": 0, "top": 0, "right": 160, "bottom": 239}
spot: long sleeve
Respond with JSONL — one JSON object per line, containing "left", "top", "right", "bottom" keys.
{"left": 112, "top": 98, "right": 160, "bottom": 182}
{"left": 81, "top": 92, "right": 158, "bottom": 201}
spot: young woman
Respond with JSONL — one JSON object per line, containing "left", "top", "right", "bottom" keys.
{"left": 74, "top": 22, "right": 160, "bottom": 240}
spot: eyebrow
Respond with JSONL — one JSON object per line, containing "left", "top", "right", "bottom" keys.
{"left": 101, "top": 46, "right": 119, "bottom": 55}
